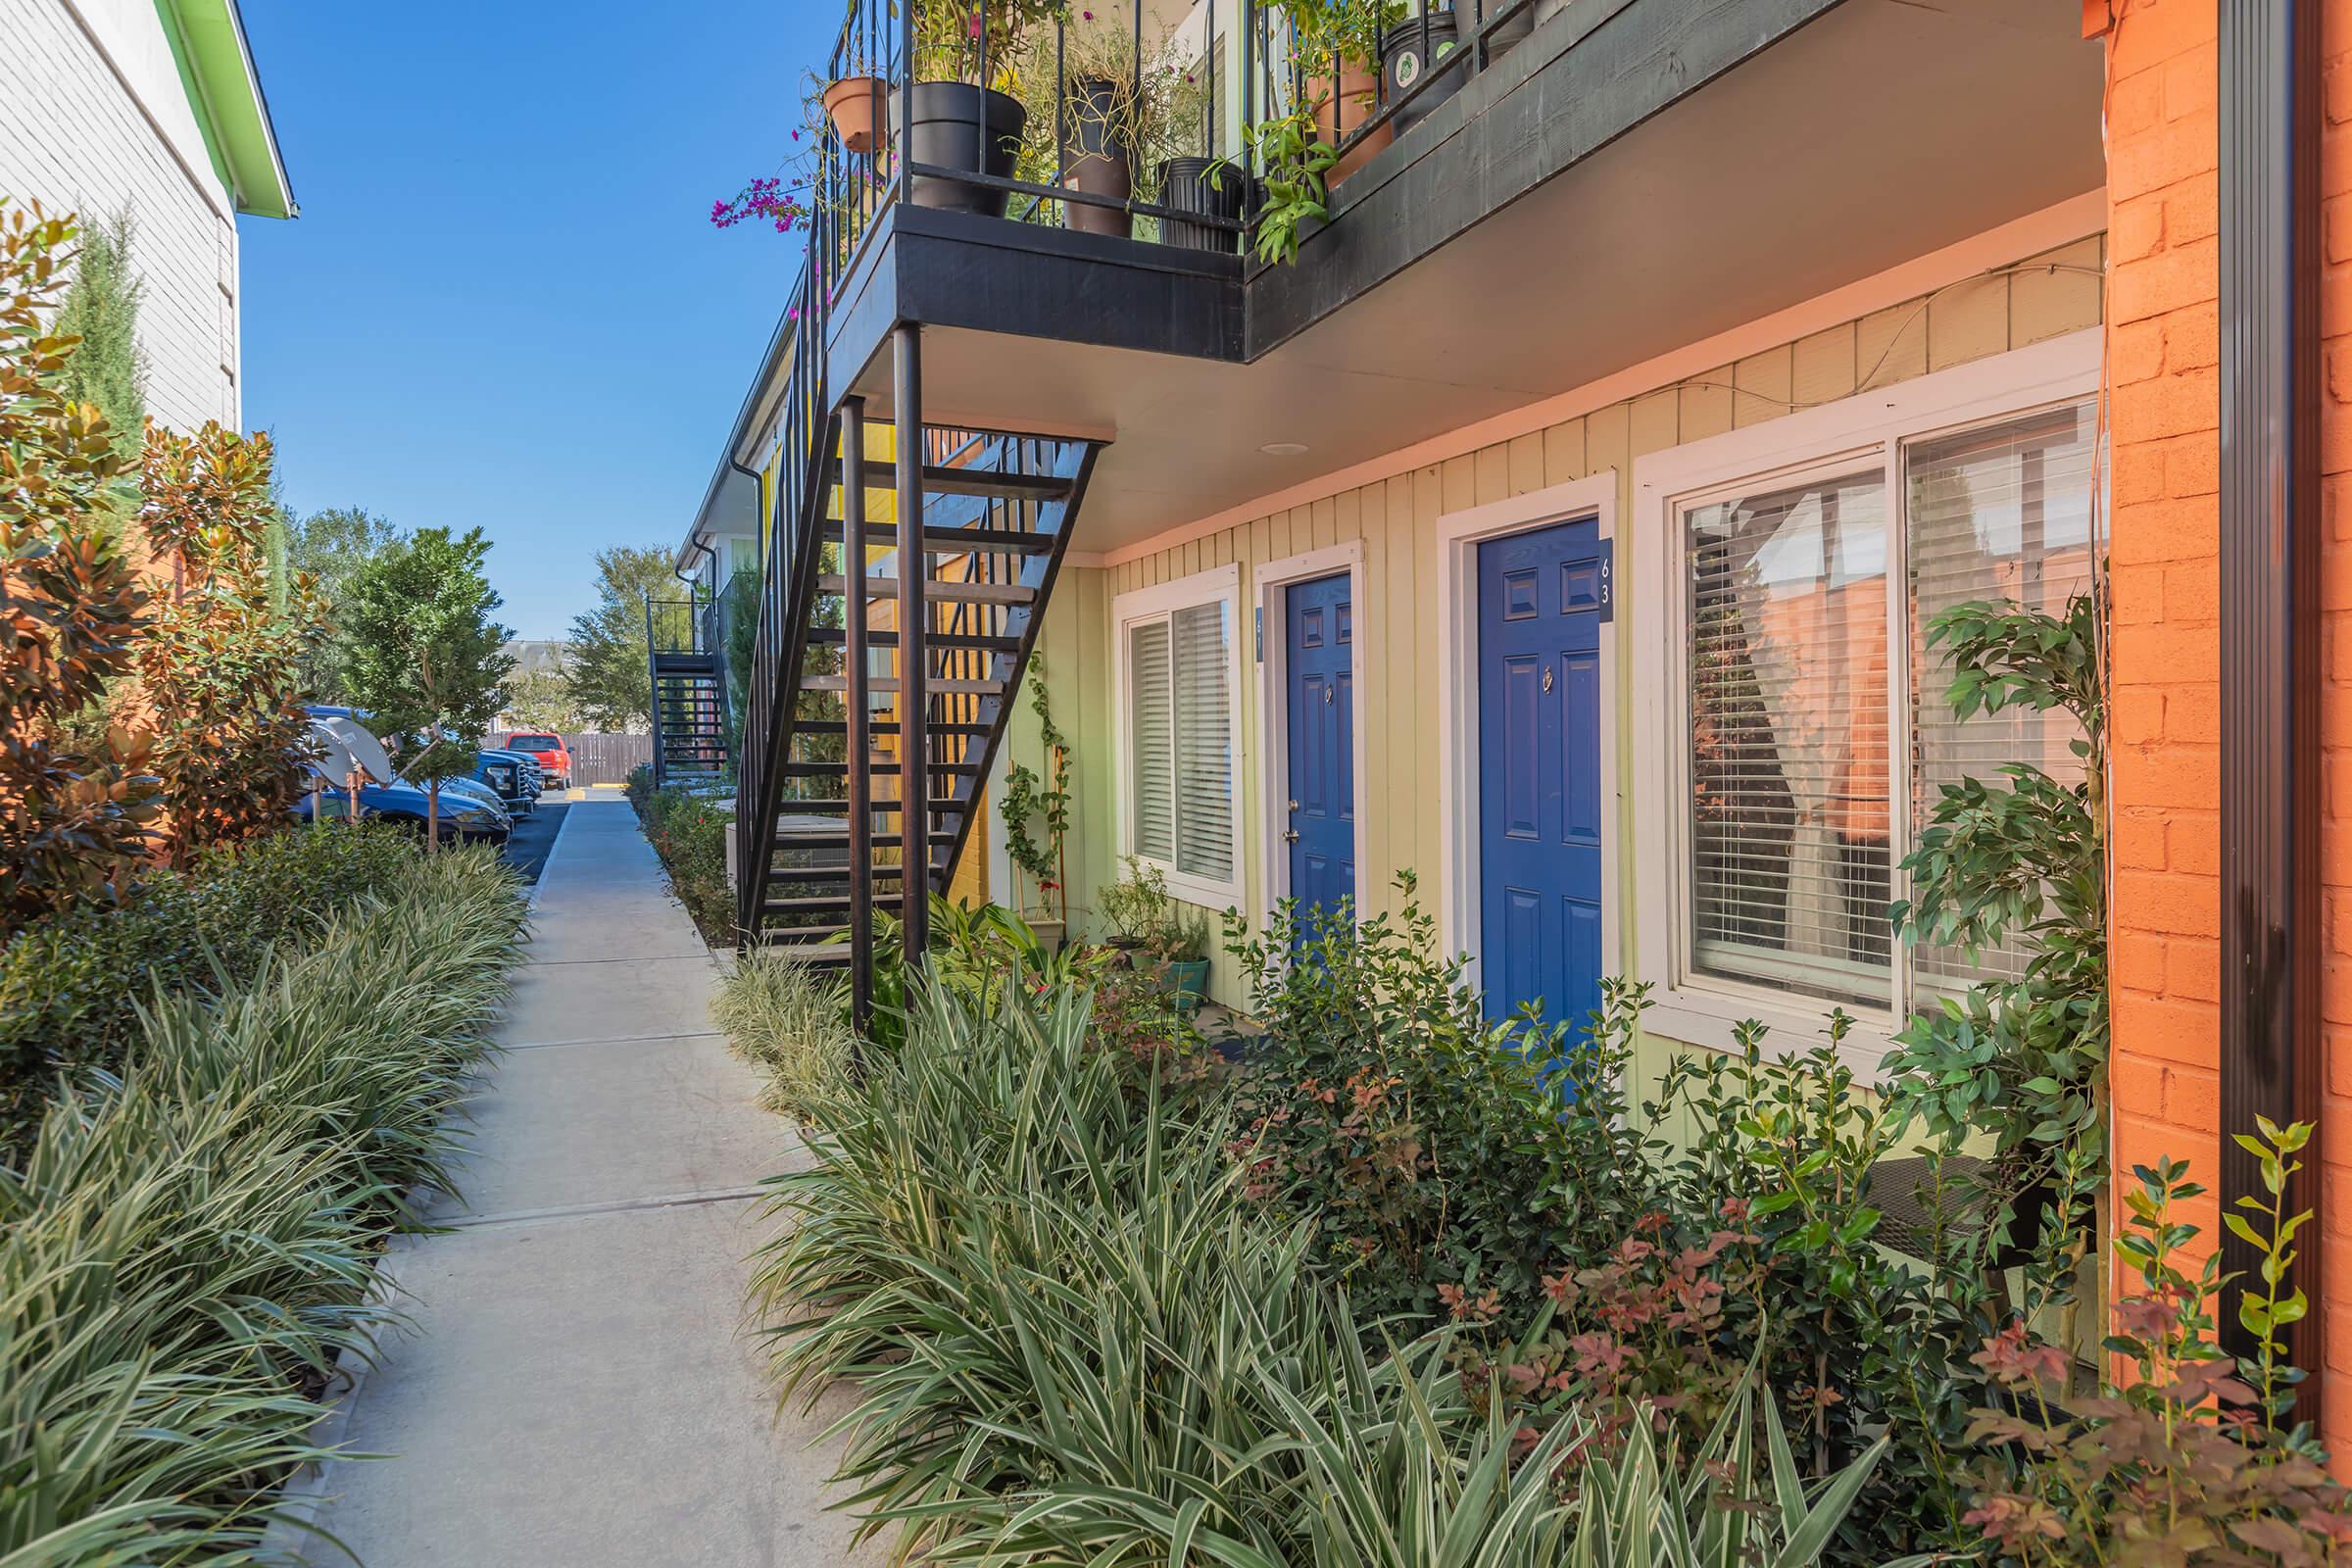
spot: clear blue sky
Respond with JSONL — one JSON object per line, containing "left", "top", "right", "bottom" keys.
{"left": 238, "top": 0, "right": 832, "bottom": 639}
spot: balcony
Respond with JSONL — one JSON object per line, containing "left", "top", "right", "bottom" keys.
{"left": 777, "top": 0, "right": 2102, "bottom": 559}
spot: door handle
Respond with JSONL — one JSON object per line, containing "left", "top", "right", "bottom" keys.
{"left": 1283, "top": 828, "right": 1300, "bottom": 844}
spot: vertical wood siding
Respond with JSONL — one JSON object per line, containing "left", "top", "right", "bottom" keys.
{"left": 991, "top": 233, "right": 2106, "bottom": 1019}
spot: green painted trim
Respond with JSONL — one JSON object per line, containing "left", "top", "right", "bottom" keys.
{"left": 157, "top": 0, "right": 294, "bottom": 220}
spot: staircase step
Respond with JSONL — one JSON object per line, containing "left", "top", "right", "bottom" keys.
{"left": 832, "top": 462, "right": 1074, "bottom": 505}
{"left": 773, "top": 827, "right": 958, "bottom": 846}
{"left": 793, "top": 719, "right": 993, "bottom": 737}
{"left": 816, "top": 575, "right": 1037, "bottom": 605}
{"left": 782, "top": 759, "right": 983, "bottom": 776}
{"left": 806, "top": 627, "right": 1022, "bottom": 655}
{"left": 767, "top": 862, "right": 921, "bottom": 882}
{"left": 801, "top": 675, "right": 1004, "bottom": 697}
{"left": 773, "top": 797, "right": 965, "bottom": 815}
{"left": 816, "top": 520, "right": 1055, "bottom": 556}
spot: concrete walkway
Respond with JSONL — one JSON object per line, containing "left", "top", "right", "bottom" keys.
{"left": 295, "top": 801, "right": 873, "bottom": 1567}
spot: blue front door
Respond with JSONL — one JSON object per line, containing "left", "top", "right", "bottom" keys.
{"left": 1286, "top": 572, "right": 1355, "bottom": 935}
{"left": 1477, "top": 519, "right": 1605, "bottom": 1034}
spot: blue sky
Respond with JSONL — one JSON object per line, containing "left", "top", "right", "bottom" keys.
{"left": 238, "top": 1, "right": 832, "bottom": 638}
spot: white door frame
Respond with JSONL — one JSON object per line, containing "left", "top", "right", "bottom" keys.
{"left": 1433, "top": 471, "right": 1620, "bottom": 999}
{"left": 1251, "top": 540, "right": 1370, "bottom": 939}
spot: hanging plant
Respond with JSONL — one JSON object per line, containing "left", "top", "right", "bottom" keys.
{"left": 1000, "top": 655, "right": 1069, "bottom": 923}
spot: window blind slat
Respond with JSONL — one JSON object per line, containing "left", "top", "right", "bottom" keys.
{"left": 1686, "top": 472, "right": 1893, "bottom": 1007}
{"left": 1129, "top": 621, "right": 1174, "bottom": 861}
{"left": 1171, "top": 602, "right": 1233, "bottom": 882}
{"left": 1905, "top": 401, "right": 2097, "bottom": 997}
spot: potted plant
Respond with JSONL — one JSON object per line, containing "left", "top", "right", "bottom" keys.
{"left": 893, "top": 0, "right": 1054, "bottom": 216}
{"left": 1001, "top": 656, "right": 1070, "bottom": 948}
{"left": 1098, "top": 856, "right": 1171, "bottom": 961}
{"left": 823, "top": 73, "right": 885, "bottom": 153}
{"left": 1006, "top": 22, "right": 1212, "bottom": 239}
{"left": 1378, "top": 3, "right": 1462, "bottom": 134}
{"left": 1273, "top": 0, "right": 1403, "bottom": 188}
{"left": 1156, "top": 905, "right": 1212, "bottom": 1014}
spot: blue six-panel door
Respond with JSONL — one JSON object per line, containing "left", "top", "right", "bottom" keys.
{"left": 1477, "top": 519, "right": 1605, "bottom": 1033}
{"left": 1286, "top": 572, "right": 1355, "bottom": 935}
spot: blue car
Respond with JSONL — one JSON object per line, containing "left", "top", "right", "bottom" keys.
{"left": 306, "top": 705, "right": 535, "bottom": 814}
{"left": 293, "top": 769, "right": 510, "bottom": 844}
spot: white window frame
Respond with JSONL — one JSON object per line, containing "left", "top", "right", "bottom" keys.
{"left": 1251, "top": 540, "right": 1371, "bottom": 937}
{"left": 1630, "top": 327, "right": 2100, "bottom": 1069}
{"left": 1432, "top": 471, "right": 1622, "bottom": 998}
{"left": 1112, "top": 562, "right": 1248, "bottom": 908}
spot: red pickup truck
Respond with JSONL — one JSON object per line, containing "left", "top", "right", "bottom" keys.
{"left": 503, "top": 732, "right": 572, "bottom": 790}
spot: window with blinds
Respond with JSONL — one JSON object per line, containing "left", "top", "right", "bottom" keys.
{"left": 1674, "top": 396, "right": 2097, "bottom": 1018}
{"left": 1905, "top": 402, "right": 2097, "bottom": 996}
{"left": 1125, "top": 599, "right": 1236, "bottom": 890}
{"left": 1686, "top": 472, "right": 1892, "bottom": 1006}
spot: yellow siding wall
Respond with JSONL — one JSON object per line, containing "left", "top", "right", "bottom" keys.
{"left": 1015, "top": 232, "right": 2105, "bottom": 1027}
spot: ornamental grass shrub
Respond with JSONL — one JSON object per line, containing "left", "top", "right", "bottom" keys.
{"left": 0, "top": 845, "right": 525, "bottom": 1566}
{"left": 630, "top": 782, "right": 732, "bottom": 942}
{"left": 754, "top": 969, "right": 1902, "bottom": 1567}
{"left": 0, "top": 823, "right": 424, "bottom": 1141}
{"left": 713, "top": 950, "right": 859, "bottom": 1123}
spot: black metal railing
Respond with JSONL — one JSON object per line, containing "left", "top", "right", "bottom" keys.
{"left": 805, "top": 0, "right": 1547, "bottom": 290}
{"left": 645, "top": 597, "right": 705, "bottom": 656}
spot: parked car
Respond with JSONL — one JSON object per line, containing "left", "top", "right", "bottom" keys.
{"left": 293, "top": 769, "right": 510, "bottom": 845}
{"left": 306, "top": 706, "right": 540, "bottom": 814}
{"left": 477, "top": 746, "right": 546, "bottom": 804}
{"left": 503, "top": 731, "right": 572, "bottom": 789}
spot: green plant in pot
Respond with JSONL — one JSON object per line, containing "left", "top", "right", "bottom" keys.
{"left": 1005, "top": 20, "right": 1212, "bottom": 239}
{"left": 1155, "top": 903, "right": 1212, "bottom": 1014}
{"left": 1097, "top": 855, "right": 1170, "bottom": 960}
{"left": 896, "top": 0, "right": 1057, "bottom": 216}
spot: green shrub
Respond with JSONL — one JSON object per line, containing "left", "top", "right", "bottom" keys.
{"left": 1223, "top": 875, "right": 1657, "bottom": 1327}
{"left": 0, "top": 845, "right": 525, "bottom": 1564}
{"left": 714, "top": 951, "right": 859, "bottom": 1122}
{"left": 631, "top": 783, "right": 732, "bottom": 942}
{"left": 0, "top": 823, "right": 422, "bottom": 1138}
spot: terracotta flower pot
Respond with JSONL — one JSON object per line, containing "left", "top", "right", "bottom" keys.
{"left": 1306, "top": 63, "right": 1391, "bottom": 187}
{"left": 824, "top": 74, "right": 884, "bottom": 154}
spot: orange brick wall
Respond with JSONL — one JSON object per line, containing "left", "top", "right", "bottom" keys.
{"left": 2102, "top": 0, "right": 2352, "bottom": 1450}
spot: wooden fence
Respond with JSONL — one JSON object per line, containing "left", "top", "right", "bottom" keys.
{"left": 490, "top": 732, "right": 651, "bottom": 786}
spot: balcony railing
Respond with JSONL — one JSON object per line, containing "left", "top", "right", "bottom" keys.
{"left": 804, "top": 0, "right": 1547, "bottom": 296}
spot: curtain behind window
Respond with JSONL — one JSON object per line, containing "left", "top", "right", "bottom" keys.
{"left": 1130, "top": 621, "right": 1174, "bottom": 861}
{"left": 1171, "top": 602, "right": 1233, "bottom": 882}
{"left": 1687, "top": 472, "right": 1891, "bottom": 1006}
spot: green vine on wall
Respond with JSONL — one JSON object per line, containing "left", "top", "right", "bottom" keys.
{"left": 1001, "top": 655, "right": 1069, "bottom": 923}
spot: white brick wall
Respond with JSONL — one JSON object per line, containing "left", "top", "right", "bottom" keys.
{"left": 0, "top": 0, "right": 244, "bottom": 430}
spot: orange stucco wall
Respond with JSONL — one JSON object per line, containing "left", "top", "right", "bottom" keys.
{"left": 2100, "top": 0, "right": 2352, "bottom": 1447}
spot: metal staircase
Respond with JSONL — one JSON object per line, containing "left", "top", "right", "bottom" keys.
{"left": 646, "top": 597, "right": 729, "bottom": 787}
{"left": 736, "top": 307, "right": 1100, "bottom": 1024}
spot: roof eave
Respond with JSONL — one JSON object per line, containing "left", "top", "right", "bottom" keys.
{"left": 166, "top": 0, "right": 296, "bottom": 220}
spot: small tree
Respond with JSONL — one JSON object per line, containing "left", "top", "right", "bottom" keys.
{"left": 565, "top": 543, "right": 681, "bottom": 731}
{"left": 0, "top": 204, "right": 160, "bottom": 932}
{"left": 136, "top": 422, "right": 326, "bottom": 863}
{"left": 501, "top": 666, "right": 580, "bottom": 731}
{"left": 284, "top": 503, "right": 402, "bottom": 700}
{"left": 341, "top": 526, "right": 515, "bottom": 845}
{"left": 54, "top": 206, "right": 146, "bottom": 514}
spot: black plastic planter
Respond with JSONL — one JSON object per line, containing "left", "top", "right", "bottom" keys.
{"left": 1061, "top": 75, "right": 1134, "bottom": 237}
{"left": 1381, "top": 14, "right": 1463, "bottom": 134}
{"left": 1154, "top": 157, "right": 1247, "bottom": 254}
{"left": 890, "top": 81, "right": 1028, "bottom": 216}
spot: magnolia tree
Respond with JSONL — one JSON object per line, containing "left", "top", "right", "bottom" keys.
{"left": 342, "top": 527, "right": 514, "bottom": 846}
{"left": 0, "top": 205, "right": 160, "bottom": 933}
{"left": 136, "top": 423, "right": 327, "bottom": 864}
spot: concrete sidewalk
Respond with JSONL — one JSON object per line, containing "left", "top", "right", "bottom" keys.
{"left": 295, "top": 801, "right": 873, "bottom": 1567}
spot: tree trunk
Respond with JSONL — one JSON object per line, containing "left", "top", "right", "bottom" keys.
{"left": 427, "top": 777, "right": 439, "bottom": 853}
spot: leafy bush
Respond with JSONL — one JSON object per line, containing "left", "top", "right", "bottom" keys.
{"left": 1223, "top": 876, "right": 1656, "bottom": 1327}
{"left": 0, "top": 845, "right": 525, "bottom": 1564}
{"left": 0, "top": 823, "right": 423, "bottom": 1139}
{"left": 631, "top": 782, "right": 732, "bottom": 941}
{"left": 713, "top": 950, "right": 859, "bottom": 1122}
{"left": 0, "top": 204, "right": 160, "bottom": 932}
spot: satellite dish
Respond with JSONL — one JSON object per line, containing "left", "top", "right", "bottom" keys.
{"left": 311, "top": 715, "right": 395, "bottom": 783}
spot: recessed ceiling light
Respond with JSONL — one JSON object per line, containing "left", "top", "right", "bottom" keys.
{"left": 1260, "top": 441, "right": 1309, "bottom": 456}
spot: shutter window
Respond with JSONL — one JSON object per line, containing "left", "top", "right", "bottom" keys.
{"left": 1171, "top": 602, "right": 1234, "bottom": 882}
{"left": 1904, "top": 401, "right": 2098, "bottom": 997}
{"left": 1685, "top": 471, "right": 1892, "bottom": 1007}
{"left": 1129, "top": 620, "right": 1175, "bottom": 860}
